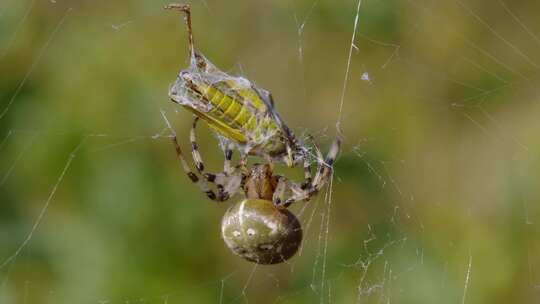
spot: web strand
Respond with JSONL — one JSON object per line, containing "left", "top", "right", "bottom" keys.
{"left": 336, "top": 0, "right": 363, "bottom": 130}
{"left": 0, "top": 7, "right": 72, "bottom": 121}
{"left": 0, "top": 139, "right": 85, "bottom": 271}
{"left": 1, "top": 0, "right": 539, "bottom": 302}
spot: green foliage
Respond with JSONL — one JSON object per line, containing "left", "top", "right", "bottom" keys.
{"left": 1, "top": 0, "right": 539, "bottom": 303}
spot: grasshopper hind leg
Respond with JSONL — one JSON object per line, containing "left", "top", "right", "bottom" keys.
{"left": 165, "top": 3, "right": 195, "bottom": 58}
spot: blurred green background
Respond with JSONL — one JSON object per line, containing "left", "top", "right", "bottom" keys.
{"left": 1, "top": 0, "right": 540, "bottom": 303}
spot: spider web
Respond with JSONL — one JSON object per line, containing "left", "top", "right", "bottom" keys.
{"left": 1, "top": 0, "right": 540, "bottom": 303}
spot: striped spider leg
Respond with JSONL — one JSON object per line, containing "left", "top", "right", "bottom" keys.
{"left": 274, "top": 138, "right": 341, "bottom": 207}
{"left": 162, "top": 112, "right": 243, "bottom": 202}
{"left": 187, "top": 110, "right": 341, "bottom": 206}
{"left": 189, "top": 115, "right": 252, "bottom": 201}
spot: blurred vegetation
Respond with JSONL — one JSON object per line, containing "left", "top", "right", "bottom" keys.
{"left": 1, "top": 0, "right": 540, "bottom": 303}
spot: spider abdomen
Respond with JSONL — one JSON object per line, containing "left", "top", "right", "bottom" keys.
{"left": 221, "top": 199, "right": 302, "bottom": 264}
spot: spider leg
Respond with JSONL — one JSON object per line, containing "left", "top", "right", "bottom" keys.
{"left": 271, "top": 175, "right": 305, "bottom": 206}
{"left": 299, "top": 135, "right": 321, "bottom": 190}
{"left": 282, "top": 183, "right": 318, "bottom": 208}
{"left": 170, "top": 127, "right": 219, "bottom": 201}
{"left": 220, "top": 172, "right": 243, "bottom": 201}
{"left": 223, "top": 144, "right": 234, "bottom": 175}
{"left": 189, "top": 115, "right": 238, "bottom": 200}
{"left": 302, "top": 157, "right": 312, "bottom": 189}
{"left": 282, "top": 138, "right": 341, "bottom": 207}
{"left": 190, "top": 116, "right": 204, "bottom": 172}
{"left": 272, "top": 176, "right": 287, "bottom": 205}
{"left": 161, "top": 111, "right": 239, "bottom": 202}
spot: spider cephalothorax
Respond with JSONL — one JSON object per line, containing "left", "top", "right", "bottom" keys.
{"left": 243, "top": 164, "right": 277, "bottom": 201}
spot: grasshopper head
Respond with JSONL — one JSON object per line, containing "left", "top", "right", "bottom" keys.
{"left": 168, "top": 71, "right": 192, "bottom": 103}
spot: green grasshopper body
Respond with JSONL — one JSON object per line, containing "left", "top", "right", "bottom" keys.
{"left": 169, "top": 51, "right": 303, "bottom": 166}
{"left": 166, "top": 4, "right": 304, "bottom": 166}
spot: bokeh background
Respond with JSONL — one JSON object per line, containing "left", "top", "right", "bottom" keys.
{"left": 1, "top": 0, "right": 540, "bottom": 303}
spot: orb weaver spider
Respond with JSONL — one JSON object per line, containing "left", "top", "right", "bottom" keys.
{"left": 162, "top": 111, "right": 338, "bottom": 264}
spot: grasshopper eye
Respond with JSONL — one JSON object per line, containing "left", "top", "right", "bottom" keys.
{"left": 179, "top": 71, "right": 198, "bottom": 86}
{"left": 178, "top": 71, "right": 192, "bottom": 83}
{"left": 179, "top": 70, "right": 189, "bottom": 78}
{"left": 169, "top": 72, "right": 193, "bottom": 100}
{"left": 168, "top": 81, "right": 181, "bottom": 101}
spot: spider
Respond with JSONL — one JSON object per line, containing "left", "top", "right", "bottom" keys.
{"left": 164, "top": 3, "right": 340, "bottom": 182}
{"left": 161, "top": 112, "right": 338, "bottom": 264}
